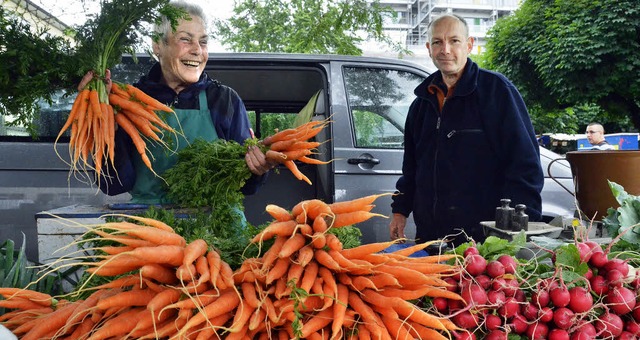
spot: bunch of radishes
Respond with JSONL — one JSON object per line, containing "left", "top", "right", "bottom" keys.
{"left": 433, "top": 240, "right": 640, "bottom": 339}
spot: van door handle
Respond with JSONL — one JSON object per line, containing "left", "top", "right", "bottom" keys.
{"left": 347, "top": 156, "right": 380, "bottom": 165}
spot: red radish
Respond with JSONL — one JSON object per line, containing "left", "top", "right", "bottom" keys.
{"left": 502, "top": 278, "right": 519, "bottom": 297}
{"left": 604, "top": 258, "right": 629, "bottom": 277}
{"left": 514, "top": 289, "right": 526, "bottom": 302}
{"left": 498, "top": 297, "right": 519, "bottom": 318}
{"left": 531, "top": 289, "right": 550, "bottom": 308}
{"left": 589, "top": 250, "right": 608, "bottom": 268}
{"left": 576, "top": 242, "right": 593, "bottom": 263}
{"left": 486, "top": 261, "right": 506, "bottom": 278}
{"left": 589, "top": 274, "right": 609, "bottom": 296}
{"left": 485, "top": 313, "right": 502, "bottom": 331}
{"left": 548, "top": 328, "right": 570, "bottom": 340}
{"left": 550, "top": 286, "right": 571, "bottom": 308}
{"left": 460, "top": 283, "right": 488, "bottom": 308}
{"left": 606, "top": 269, "right": 625, "bottom": 288}
{"left": 491, "top": 277, "right": 507, "bottom": 292}
{"left": 449, "top": 298, "right": 464, "bottom": 312}
{"left": 475, "top": 274, "right": 492, "bottom": 290}
{"left": 464, "top": 246, "right": 480, "bottom": 257}
{"left": 526, "top": 322, "right": 549, "bottom": 339}
{"left": 595, "top": 312, "right": 624, "bottom": 338}
{"left": 624, "top": 319, "right": 640, "bottom": 335}
{"left": 497, "top": 254, "right": 517, "bottom": 274}
{"left": 444, "top": 277, "right": 459, "bottom": 292}
{"left": 634, "top": 306, "right": 640, "bottom": 323}
{"left": 572, "top": 321, "right": 597, "bottom": 338}
{"left": 433, "top": 297, "right": 448, "bottom": 313}
{"left": 584, "top": 267, "right": 593, "bottom": 280}
{"left": 606, "top": 286, "right": 636, "bottom": 315}
{"left": 453, "top": 310, "right": 480, "bottom": 329}
{"left": 538, "top": 306, "right": 553, "bottom": 323}
{"left": 465, "top": 254, "right": 487, "bottom": 276}
{"left": 570, "top": 330, "right": 595, "bottom": 340}
{"left": 484, "top": 330, "right": 507, "bottom": 340}
{"left": 552, "top": 307, "right": 574, "bottom": 329}
{"left": 487, "top": 290, "right": 506, "bottom": 306}
{"left": 508, "top": 313, "right": 528, "bottom": 334}
{"left": 617, "top": 331, "right": 637, "bottom": 340}
{"left": 522, "top": 302, "right": 539, "bottom": 321}
{"left": 568, "top": 286, "right": 593, "bottom": 313}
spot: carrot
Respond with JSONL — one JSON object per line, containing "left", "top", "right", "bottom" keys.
{"left": 114, "top": 113, "right": 157, "bottom": 175}
{"left": 409, "top": 322, "right": 451, "bottom": 340}
{"left": 266, "top": 257, "right": 290, "bottom": 285}
{"left": 56, "top": 89, "right": 89, "bottom": 141}
{"left": 207, "top": 249, "right": 222, "bottom": 288}
{"left": 160, "top": 288, "right": 220, "bottom": 312}
{"left": 380, "top": 308, "right": 413, "bottom": 340}
{"left": 124, "top": 83, "right": 174, "bottom": 113}
{"left": 347, "top": 291, "right": 390, "bottom": 340}
{"left": 330, "top": 283, "right": 350, "bottom": 339}
{"left": 109, "top": 93, "right": 174, "bottom": 131}
{"left": 265, "top": 204, "right": 293, "bottom": 222}
{"left": 107, "top": 244, "right": 185, "bottom": 267}
{"left": 318, "top": 266, "right": 338, "bottom": 297}
{"left": 229, "top": 299, "right": 256, "bottom": 333}
{"left": 380, "top": 285, "right": 464, "bottom": 301}
{"left": 265, "top": 149, "right": 288, "bottom": 163}
{"left": 85, "top": 306, "right": 145, "bottom": 340}
{"left": 310, "top": 231, "right": 327, "bottom": 249}
{"left": 112, "top": 225, "right": 186, "bottom": 247}
{"left": 96, "top": 288, "right": 157, "bottom": 310}
{"left": 328, "top": 193, "right": 393, "bottom": 215}
{"left": 0, "top": 288, "right": 54, "bottom": 306}
{"left": 241, "top": 282, "right": 261, "bottom": 309}
{"left": 312, "top": 215, "right": 329, "bottom": 233}
{"left": 89, "top": 229, "right": 157, "bottom": 248}
{"left": 339, "top": 240, "right": 397, "bottom": 260}
{"left": 107, "top": 213, "right": 175, "bottom": 232}
{"left": 0, "top": 298, "right": 49, "bottom": 311}
{"left": 282, "top": 148, "right": 312, "bottom": 161}
{"left": 314, "top": 248, "right": 341, "bottom": 271}
{"left": 296, "top": 244, "right": 315, "bottom": 267}
{"left": 147, "top": 287, "right": 182, "bottom": 313}
{"left": 299, "top": 260, "right": 319, "bottom": 293}
{"left": 330, "top": 211, "right": 387, "bottom": 228}
{"left": 260, "top": 235, "right": 287, "bottom": 271}
{"left": 183, "top": 239, "right": 208, "bottom": 267}
{"left": 177, "top": 289, "right": 241, "bottom": 337}
{"left": 284, "top": 160, "right": 312, "bottom": 185}
{"left": 298, "top": 155, "right": 332, "bottom": 165}
{"left": 268, "top": 139, "right": 297, "bottom": 152}
{"left": 251, "top": 220, "right": 298, "bottom": 243}
{"left": 292, "top": 199, "right": 332, "bottom": 220}
{"left": 20, "top": 300, "right": 77, "bottom": 340}
{"left": 325, "top": 233, "right": 343, "bottom": 251}
{"left": 139, "top": 263, "right": 178, "bottom": 284}
{"left": 300, "top": 307, "right": 334, "bottom": 338}
{"left": 278, "top": 233, "right": 307, "bottom": 258}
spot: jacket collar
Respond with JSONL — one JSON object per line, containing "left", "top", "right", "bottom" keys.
{"left": 136, "top": 63, "right": 211, "bottom": 99}
{"left": 415, "top": 58, "right": 478, "bottom": 100}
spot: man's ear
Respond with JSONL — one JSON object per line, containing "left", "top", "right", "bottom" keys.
{"left": 467, "top": 37, "right": 475, "bottom": 53}
{"left": 426, "top": 42, "right": 432, "bottom": 56}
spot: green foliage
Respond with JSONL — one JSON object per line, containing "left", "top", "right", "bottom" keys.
{"left": 0, "top": 238, "right": 61, "bottom": 312}
{"left": 604, "top": 181, "right": 640, "bottom": 246}
{"left": 247, "top": 111, "right": 297, "bottom": 139}
{"left": 485, "top": 0, "right": 640, "bottom": 130}
{"left": 0, "top": 6, "right": 77, "bottom": 136}
{"left": 214, "top": 0, "right": 408, "bottom": 56}
{"left": 453, "top": 234, "right": 526, "bottom": 260}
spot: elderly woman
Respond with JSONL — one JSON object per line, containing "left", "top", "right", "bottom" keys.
{"left": 83, "top": 1, "right": 272, "bottom": 207}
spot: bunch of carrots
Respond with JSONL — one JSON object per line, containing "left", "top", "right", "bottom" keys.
{"left": 0, "top": 194, "right": 463, "bottom": 339}
{"left": 56, "top": 81, "right": 177, "bottom": 184}
{"left": 262, "top": 119, "right": 331, "bottom": 185}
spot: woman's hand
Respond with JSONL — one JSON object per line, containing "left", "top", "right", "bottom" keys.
{"left": 78, "top": 69, "right": 112, "bottom": 93}
{"left": 245, "top": 146, "right": 276, "bottom": 176}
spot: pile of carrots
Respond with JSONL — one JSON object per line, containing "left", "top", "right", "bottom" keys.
{"left": 263, "top": 119, "right": 331, "bottom": 185}
{"left": 56, "top": 81, "right": 176, "bottom": 184}
{"left": 0, "top": 194, "right": 463, "bottom": 339}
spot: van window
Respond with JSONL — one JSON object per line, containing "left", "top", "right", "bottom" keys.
{"left": 342, "top": 67, "right": 424, "bottom": 149}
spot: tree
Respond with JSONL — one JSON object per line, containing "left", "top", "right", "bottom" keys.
{"left": 214, "top": 0, "right": 407, "bottom": 56}
{"left": 485, "top": 0, "right": 640, "bottom": 132}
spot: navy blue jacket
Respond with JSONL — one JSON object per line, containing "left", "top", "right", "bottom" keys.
{"left": 99, "top": 63, "right": 265, "bottom": 196}
{"left": 391, "top": 59, "right": 543, "bottom": 244}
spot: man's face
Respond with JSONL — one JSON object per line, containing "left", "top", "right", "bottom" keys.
{"left": 426, "top": 17, "right": 473, "bottom": 78}
{"left": 586, "top": 126, "right": 605, "bottom": 145}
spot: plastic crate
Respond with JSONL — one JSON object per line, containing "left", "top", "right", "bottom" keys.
{"left": 577, "top": 133, "right": 639, "bottom": 150}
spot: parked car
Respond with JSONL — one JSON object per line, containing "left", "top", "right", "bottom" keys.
{"left": 0, "top": 53, "right": 576, "bottom": 262}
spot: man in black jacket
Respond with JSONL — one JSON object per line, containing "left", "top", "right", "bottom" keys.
{"left": 389, "top": 14, "right": 543, "bottom": 246}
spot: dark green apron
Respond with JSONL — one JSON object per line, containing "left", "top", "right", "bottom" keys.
{"left": 129, "top": 91, "right": 247, "bottom": 227}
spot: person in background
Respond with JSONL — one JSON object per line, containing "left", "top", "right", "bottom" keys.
{"left": 388, "top": 14, "right": 543, "bottom": 247}
{"left": 585, "top": 123, "right": 615, "bottom": 150}
{"left": 79, "top": 1, "right": 273, "bottom": 223}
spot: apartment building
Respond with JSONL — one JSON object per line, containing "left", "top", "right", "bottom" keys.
{"left": 3, "top": 0, "right": 70, "bottom": 38}
{"left": 367, "top": 0, "right": 520, "bottom": 62}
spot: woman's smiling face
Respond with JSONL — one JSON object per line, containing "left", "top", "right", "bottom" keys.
{"left": 153, "top": 16, "right": 209, "bottom": 93}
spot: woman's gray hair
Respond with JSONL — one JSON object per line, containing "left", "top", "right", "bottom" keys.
{"left": 427, "top": 14, "right": 469, "bottom": 41}
{"left": 153, "top": 1, "right": 208, "bottom": 44}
